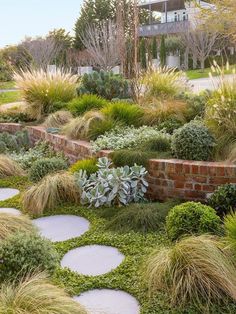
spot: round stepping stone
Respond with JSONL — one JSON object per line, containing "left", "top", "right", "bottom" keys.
{"left": 0, "top": 208, "right": 21, "bottom": 215}
{"left": 33, "top": 215, "right": 90, "bottom": 242}
{"left": 61, "top": 245, "right": 125, "bottom": 276}
{"left": 0, "top": 188, "right": 19, "bottom": 201}
{"left": 74, "top": 289, "right": 140, "bottom": 314}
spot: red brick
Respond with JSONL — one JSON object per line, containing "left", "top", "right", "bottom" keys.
{"left": 191, "top": 165, "right": 199, "bottom": 174}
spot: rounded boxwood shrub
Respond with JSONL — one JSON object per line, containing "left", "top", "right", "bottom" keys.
{"left": 68, "top": 94, "right": 108, "bottom": 116}
{"left": 0, "top": 232, "right": 59, "bottom": 282}
{"left": 69, "top": 158, "right": 98, "bottom": 176}
{"left": 171, "top": 121, "right": 215, "bottom": 161}
{"left": 166, "top": 202, "right": 222, "bottom": 241}
{"left": 209, "top": 184, "right": 236, "bottom": 217}
{"left": 29, "top": 157, "right": 68, "bottom": 182}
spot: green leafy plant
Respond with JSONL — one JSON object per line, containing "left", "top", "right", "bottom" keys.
{"left": 0, "top": 232, "right": 59, "bottom": 282}
{"left": 142, "top": 133, "right": 171, "bottom": 152}
{"left": 0, "top": 141, "right": 7, "bottom": 154}
{"left": 23, "top": 172, "right": 80, "bottom": 215}
{"left": 0, "top": 272, "right": 87, "bottom": 314}
{"left": 14, "top": 68, "right": 77, "bottom": 119}
{"left": 69, "top": 158, "right": 98, "bottom": 175}
{"left": 145, "top": 235, "right": 236, "bottom": 307}
{"left": 29, "top": 157, "right": 68, "bottom": 182}
{"left": 106, "top": 201, "right": 178, "bottom": 233}
{"left": 166, "top": 202, "right": 222, "bottom": 241}
{"left": 0, "top": 213, "right": 35, "bottom": 241}
{"left": 159, "top": 35, "right": 166, "bottom": 67}
{"left": 76, "top": 157, "right": 148, "bottom": 208}
{"left": 224, "top": 212, "right": 236, "bottom": 259}
{"left": 68, "top": 94, "right": 108, "bottom": 116}
{"left": 102, "top": 102, "right": 144, "bottom": 127}
{"left": 209, "top": 184, "right": 236, "bottom": 216}
{"left": 92, "top": 126, "right": 168, "bottom": 152}
{"left": 171, "top": 121, "right": 215, "bottom": 161}
{"left": 88, "top": 118, "right": 118, "bottom": 140}
{"left": 77, "top": 70, "right": 130, "bottom": 100}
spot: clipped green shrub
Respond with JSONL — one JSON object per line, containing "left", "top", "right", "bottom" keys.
{"left": 111, "top": 150, "right": 156, "bottom": 167}
{"left": 0, "top": 232, "right": 59, "bottom": 282}
{"left": 171, "top": 121, "right": 215, "bottom": 161}
{"left": 68, "top": 94, "right": 108, "bottom": 116}
{"left": 0, "top": 130, "right": 30, "bottom": 152}
{"left": 166, "top": 202, "right": 222, "bottom": 241}
{"left": 157, "top": 117, "right": 184, "bottom": 134}
{"left": 29, "top": 157, "right": 68, "bottom": 182}
{"left": 69, "top": 158, "right": 98, "bottom": 175}
{"left": 209, "top": 184, "right": 236, "bottom": 217}
{"left": 106, "top": 200, "right": 179, "bottom": 233}
{"left": 78, "top": 70, "right": 130, "bottom": 100}
{"left": 102, "top": 102, "right": 144, "bottom": 127}
{"left": 145, "top": 235, "right": 236, "bottom": 307}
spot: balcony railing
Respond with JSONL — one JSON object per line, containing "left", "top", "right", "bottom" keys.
{"left": 139, "top": 20, "right": 190, "bottom": 36}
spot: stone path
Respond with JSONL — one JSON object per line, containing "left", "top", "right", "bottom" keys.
{"left": 74, "top": 289, "right": 140, "bottom": 314}
{"left": 61, "top": 245, "right": 125, "bottom": 276}
{"left": 0, "top": 188, "right": 20, "bottom": 201}
{"left": 0, "top": 101, "right": 27, "bottom": 112}
{"left": 190, "top": 74, "right": 235, "bottom": 93}
{"left": 0, "top": 208, "right": 21, "bottom": 215}
{"left": 33, "top": 215, "right": 90, "bottom": 242}
{"left": 1, "top": 185, "right": 140, "bottom": 313}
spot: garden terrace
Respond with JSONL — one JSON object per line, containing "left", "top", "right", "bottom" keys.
{"left": 1, "top": 122, "right": 235, "bottom": 202}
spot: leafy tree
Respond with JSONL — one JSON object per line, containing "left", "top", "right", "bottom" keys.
{"left": 139, "top": 38, "right": 146, "bottom": 69}
{"left": 152, "top": 37, "right": 157, "bottom": 59}
{"left": 160, "top": 35, "right": 166, "bottom": 67}
{"left": 74, "top": 0, "right": 116, "bottom": 49}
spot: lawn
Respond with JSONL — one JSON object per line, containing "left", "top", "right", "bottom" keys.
{"left": 185, "top": 65, "right": 236, "bottom": 80}
{"left": 0, "top": 91, "right": 22, "bottom": 106}
{"left": 0, "top": 81, "right": 15, "bottom": 90}
{"left": 1, "top": 175, "right": 236, "bottom": 314}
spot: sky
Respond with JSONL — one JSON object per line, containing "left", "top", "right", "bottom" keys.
{"left": 0, "top": 0, "right": 83, "bottom": 48}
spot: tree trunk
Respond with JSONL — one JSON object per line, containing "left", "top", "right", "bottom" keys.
{"left": 200, "top": 59, "right": 205, "bottom": 70}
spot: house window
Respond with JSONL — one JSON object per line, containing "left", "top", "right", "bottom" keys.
{"left": 174, "top": 12, "right": 177, "bottom": 22}
{"left": 183, "top": 12, "right": 186, "bottom": 21}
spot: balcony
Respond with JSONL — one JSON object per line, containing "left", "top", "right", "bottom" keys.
{"left": 139, "top": 20, "right": 190, "bottom": 36}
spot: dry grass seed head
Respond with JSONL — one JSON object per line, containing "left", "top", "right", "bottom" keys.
{"left": 0, "top": 155, "right": 25, "bottom": 178}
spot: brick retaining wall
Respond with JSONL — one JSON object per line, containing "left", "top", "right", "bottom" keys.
{"left": 0, "top": 123, "right": 236, "bottom": 202}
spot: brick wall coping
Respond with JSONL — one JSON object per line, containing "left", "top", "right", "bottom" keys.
{"left": 0, "top": 122, "right": 236, "bottom": 201}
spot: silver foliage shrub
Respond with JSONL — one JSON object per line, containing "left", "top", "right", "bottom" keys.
{"left": 75, "top": 157, "right": 148, "bottom": 207}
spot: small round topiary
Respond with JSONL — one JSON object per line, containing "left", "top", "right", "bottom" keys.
{"left": 29, "top": 157, "right": 68, "bottom": 182}
{"left": 166, "top": 201, "right": 222, "bottom": 241}
{"left": 171, "top": 121, "right": 215, "bottom": 161}
{"left": 209, "top": 184, "right": 236, "bottom": 217}
{"left": 69, "top": 158, "right": 98, "bottom": 176}
{"left": 0, "top": 232, "right": 59, "bottom": 282}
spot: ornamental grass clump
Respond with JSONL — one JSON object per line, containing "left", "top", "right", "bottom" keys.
{"left": 0, "top": 272, "right": 87, "bottom": 314}
{"left": 0, "top": 213, "right": 35, "bottom": 241}
{"left": 62, "top": 111, "right": 105, "bottom": 140}
{"left": 69, "top": 158, "right": 98, "bottom": 175}
{"left": 141, "top": 67, "right": 189, "bottom": 100}
{"left": 0, "top": 155, "right": 25, "bottom": 178}
{"left": 205, "top": 62, "right": 236, "bottom": 161}
{"left": 43, "top": 110, "right": 73, "bottom": 128}
{"left": 14, "top": 68, "right": 77, "bottom": 119}
{"left": 145, "top": 235, "right": 236, "bottom": 307}
{"left": 23, "top": 172, "right": 80, "bottom": 215}
{"left": 101, "top": 102, "right": 144, "bottom": 127}
{"left": 68, "top": 94, "right": 109, "bottom": 116}
{"left": 224, "top": 212, "right": 236, "bottom": 259}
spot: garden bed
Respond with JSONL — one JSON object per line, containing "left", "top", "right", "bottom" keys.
{"left": 1, "top": 122, "right": 235, "bottom": 202}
